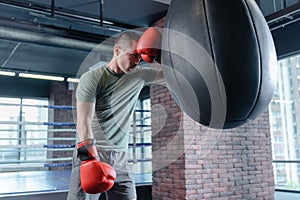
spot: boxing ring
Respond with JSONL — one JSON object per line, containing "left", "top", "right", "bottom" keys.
{"left": 0, "top": 102, "right": 153, "bottom": 199}
{"left": 0, "top": 170, "right": 152, "bottom": 199}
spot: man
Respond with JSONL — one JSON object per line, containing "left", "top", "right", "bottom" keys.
{"left": 67, "top": 30, "right": 163, "bottom": 200}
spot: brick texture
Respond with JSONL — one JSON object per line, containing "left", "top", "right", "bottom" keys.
{"left": 48, "top": 82, "right": 75, "bottom": 170}
{"left": 151, "top": 84, "right": 275, "bottom": 200}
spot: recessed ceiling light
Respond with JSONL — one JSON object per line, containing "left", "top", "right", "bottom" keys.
{"left": 19, "top": 73, "right": 64, "bottom": 81}
{"left": 67, "top": 78, "right": 80, "bottom": 83}
{"left": 0, "top": 71, "right": 16, "bottom": 77}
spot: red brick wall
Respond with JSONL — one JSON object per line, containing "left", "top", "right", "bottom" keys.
{"left": 151, "top": 83, "right": 186, "bottom": 199}
{"left": 48, "top": 82, "right": 75, "bottom": 170}
{"left": 151, "top": 84, "right": 275, "bottom": 199}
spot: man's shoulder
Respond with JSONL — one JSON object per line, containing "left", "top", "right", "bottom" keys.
{"left": 134, "top": 65, "right": 159, "bottom": 74}
{"left": 81, "top": 65, "right": 107, "bottom": 78}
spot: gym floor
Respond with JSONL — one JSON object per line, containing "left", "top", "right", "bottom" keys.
{"left": 0, "top": 170, "right": 299, "bottom": 200}
{"left": 0, "top": 170, "right": 152, "bottom": 200}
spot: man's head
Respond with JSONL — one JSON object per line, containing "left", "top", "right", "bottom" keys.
{"left": 111, "top": 31, "right": 140, "bottom": 74}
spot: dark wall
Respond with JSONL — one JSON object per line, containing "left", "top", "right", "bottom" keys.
{"left": 257, "top": 0, "right": 299, "bottom": 16}
{"left": 0, "top": 75, "right": 150, "bottom": 100}
{"left": 0, "top": 76, "right": 50, "bottom": 98}
{"left": 272, "top": 20, "right": 300, "bottom": 59}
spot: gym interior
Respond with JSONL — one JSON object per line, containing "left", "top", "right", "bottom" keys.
{"left": 0, "top": 0, "right": 300, "bottom": 199}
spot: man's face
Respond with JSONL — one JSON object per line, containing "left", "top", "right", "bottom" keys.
{"left": 117, "top": 40, "right": 140, "bottom": 74}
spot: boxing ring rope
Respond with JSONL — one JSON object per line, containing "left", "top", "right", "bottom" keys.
{"left": 0, "top": 104, "right": 153, "bottom": 171}
{"left": 0, "top": 157, "right": 72, "bottom": 164}
{"left": 0, "top": 121, "right": 76, "bottom": 126}
{"left": 0, "top": 103, "right": 76, "bottom": 169}
{"left": 0, "top": 103, "right": 75, "bottom": 110}
{"left": 0, "top": 128, "right": 77, "bottom": 132}
{"left": 0, "top": 138, "right": 76, "bottom": 141}
{"left": 0, "top": 144, "right": 75, "bottom": 148}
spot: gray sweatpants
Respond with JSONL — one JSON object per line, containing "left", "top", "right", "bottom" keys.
{"left": 67, "top": 148, "right": 136, "bottom": 200}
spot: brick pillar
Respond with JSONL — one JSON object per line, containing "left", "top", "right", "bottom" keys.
{"left": 48, "top": 82, "right": 75, "bottom": 170}
{"left": 151, "top": 84, "right": 275, "bottom": 200}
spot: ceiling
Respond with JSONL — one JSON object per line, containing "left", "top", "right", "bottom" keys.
{"left": 0, "top": 0, "right": 300, "bottom": 97}
{"left": 0, "top": 0, "right": 169, "bottom": 78}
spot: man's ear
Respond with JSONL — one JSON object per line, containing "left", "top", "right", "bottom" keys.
{"left": 114, "top": 45, "right": 121, "bottom": 56}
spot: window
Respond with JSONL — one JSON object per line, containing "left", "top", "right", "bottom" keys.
{"left": 128, "top": 98, "right": 152, "bottom": 174}
{"left": 274, "top": 149, "right": 284, "bottom": 155}
{"left": 269, "top": 53, "right": 300, "bottom": 192}
{"left": 0, "top": 97, "right": 48, "bottom": 171}
{"left": 274, "top": 137, "right": 283, "bottom": 142}
{"left": 273, "top": 124, "right": 282, "bottom": 130}
{"left": 276, "top": 163, "right": 285, "bottom": 169}
{"left": 272, "top": 111, "right": 281, "bottom": 118}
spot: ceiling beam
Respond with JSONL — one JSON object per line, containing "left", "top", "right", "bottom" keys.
{"left": 0, "top": 25, "right": 112, "bottom": 53}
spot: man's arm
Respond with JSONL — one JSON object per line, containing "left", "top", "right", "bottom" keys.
{"left": 76, "top": 101, "right": 116, "bottom": 194}
{"left": 76, "top": 101, "right": 95, "bottom": 142}
{"left": 136, "top": 27, "right": 164, "bottom": 84}
{"left": 149, "top": 62, "right": 164, "bottom": 84}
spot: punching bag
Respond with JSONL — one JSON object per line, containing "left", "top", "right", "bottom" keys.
{"left": 162, "top": 0, "right": 277, "bottom": 129}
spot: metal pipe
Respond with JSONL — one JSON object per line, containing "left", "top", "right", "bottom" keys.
{"left": 273, "top": 160, "right": 300, "bottom": 163}
{"left": 0, "top": 25, "right": 112, "bottom": 52}
{"left": 51, "top": 0, "right": 55, "bottom": 17}
{"left": 132, "top": 110, "right": 137, "bottom": 164}
{"left": 274, "top": 0, "right": 277, "bottom": 13}
{"left": 283, "top": 0, "right": 287, "bottom": 9}
{"left": 270, "top": 16, "right": 300, "bottom": 31}
{"left": 100, "top": 0, "right": 103, "bottom": 26}
{"left": 0, "top": 0, "right": 116, "bottom": 26}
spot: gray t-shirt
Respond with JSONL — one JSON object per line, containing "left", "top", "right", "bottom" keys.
{"left": 76, "top": 65, "right": 158, "bottom": 151}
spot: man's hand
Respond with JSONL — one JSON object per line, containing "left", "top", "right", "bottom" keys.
{"left": 137, "top": 27, "right": 162, "bottom": 63}
{"left": 78, "top": 139, "right": 116, "bottom": 194}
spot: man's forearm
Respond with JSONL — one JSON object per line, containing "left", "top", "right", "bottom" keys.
{"left": 76, "top": 101, "right": 96, "bottom": 142}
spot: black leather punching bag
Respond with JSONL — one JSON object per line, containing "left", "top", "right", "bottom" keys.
{"left": 162, "top": 0, "right": 277, "bottom": 129}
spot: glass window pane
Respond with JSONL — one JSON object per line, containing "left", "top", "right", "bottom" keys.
{"left": 273, "top": 162, "right": 300, "bottom": 190}
{"left": 270, "top": 53, "right": 300, "bottom": 192}
{"left": 0, "top": 98, "right": 20, "bottom": 121}
{"left": 0, "top": 97, "right": 48, "bottom": 171}
{"left": 0, "top": 97, "right": 21, "bottom": 164}
{"left": 128, "top": 98, "right": 152, "bottom": 174}
{"left": 20, "top": 98, "right": 48, "bottom": 162}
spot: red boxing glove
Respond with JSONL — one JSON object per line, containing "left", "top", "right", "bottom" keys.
{"left": 137, "top": 27, "right": 162, "bottom": 63}
{"left": 78, "top": 139, "right": 116, "bottom": 194}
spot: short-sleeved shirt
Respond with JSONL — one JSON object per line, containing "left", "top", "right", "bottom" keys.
{"left": 76, "top": 65, "right": 158, "bottom": 151}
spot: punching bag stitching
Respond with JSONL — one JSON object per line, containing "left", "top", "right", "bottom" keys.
{"left": 164, "top": 1, "right": 175, "bottom": 72}
{"left": 203, "top": 0, "right": 227, "bottom": 126}
{"left": 202, "top": 0, "right": 215, "bottom": 62}
{"left": 243, "top": 0, "right": 263, "bottom": 120}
